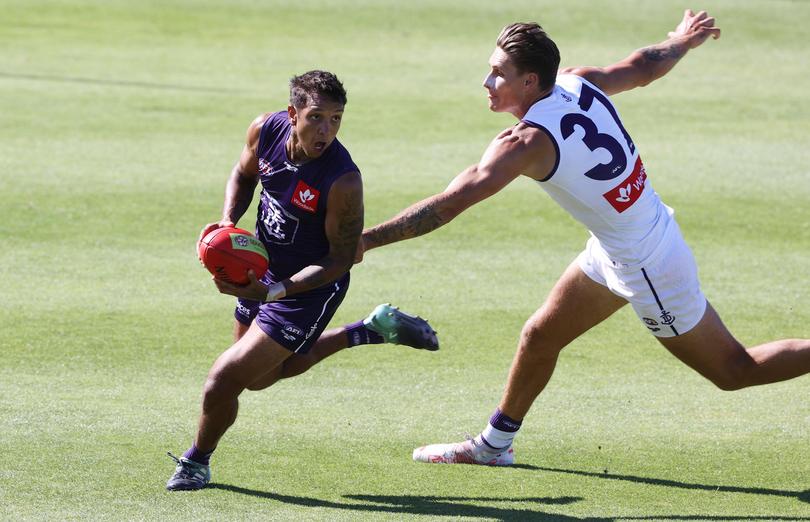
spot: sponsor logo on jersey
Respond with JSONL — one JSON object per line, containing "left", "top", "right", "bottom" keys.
{"left": 642, "top": 317, "right": 659, "bottom": 326}
{"left": 560, "top": 92, "right": 572, "bottom": 102}
{"left": 291, "top": 180, "right": 320, "bottom": 213}
{"left": 602, "top": 156, "right": 647, "bottom": 213}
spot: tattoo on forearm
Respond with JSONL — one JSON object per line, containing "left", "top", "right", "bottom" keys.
{"left": 367, "top": 199, "right": 445, "bottom": 247}
{"left": 640, "top": 42, "right": 686, "bottom": 62}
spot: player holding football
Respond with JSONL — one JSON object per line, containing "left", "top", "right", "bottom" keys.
{"left": 166, "top": 70, "right": 438, "bottom": 491}
{"left": 360, "top": 10, "right": 810, "bottom": 465}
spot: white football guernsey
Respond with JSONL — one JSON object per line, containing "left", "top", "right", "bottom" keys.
{"left": 523, "top": 74, "right": 673, "bottom": 266}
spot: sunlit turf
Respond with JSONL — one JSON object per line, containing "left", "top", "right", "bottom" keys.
{"left": 2, "top": 0, "right": 808, "bottom": 520}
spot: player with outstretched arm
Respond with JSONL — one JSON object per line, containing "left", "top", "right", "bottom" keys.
{"left": 360, "top": 10, "right": 810, "bottom": 465}
{"left": 166, "top": 71, "right": 438, "bottom": 490}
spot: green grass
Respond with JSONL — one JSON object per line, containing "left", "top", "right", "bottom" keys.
{"left": 2, "top": 0, "right": 809, "bottom": 520}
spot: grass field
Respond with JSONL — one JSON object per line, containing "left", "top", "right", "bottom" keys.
{"left": 2, "top": 0, "right": 809, "bottom": 520}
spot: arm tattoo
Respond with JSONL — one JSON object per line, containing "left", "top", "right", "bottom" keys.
{"left": 640, "top": 42, "right": 686, "bottom": 62}
{"left": 365, "top": 198, "right": 446, "bottom": 248}
{"left": 333, "top": 186, "right": 364, "bottom": 258}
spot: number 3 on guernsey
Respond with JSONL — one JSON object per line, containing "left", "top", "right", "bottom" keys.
{"left": 559, "top": 83, "right": 636, "bottom": 182}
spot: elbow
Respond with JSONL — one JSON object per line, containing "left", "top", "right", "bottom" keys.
{"left": 335, "top": 255, "right": 356, "bottom": 274}
{"left": 436, "top": 202, "right": 463, "bottom": 224}
{"left": 637, "top": 68, "right": 658, "bottom": 87}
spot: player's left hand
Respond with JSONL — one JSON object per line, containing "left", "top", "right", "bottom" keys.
{"left": 212, "top": 270, "right": 268, "bottom": 301}
{"left": 668, "top": 9, "right": 721, "bottom": 48}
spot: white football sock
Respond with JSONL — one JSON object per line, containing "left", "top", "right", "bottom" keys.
{"left": 480, "top": 423, "right": 518, "bottom": 450}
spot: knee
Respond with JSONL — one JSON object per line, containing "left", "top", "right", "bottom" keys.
{"left": 519, "top": 320, "right": 563, "bottom": 358}
{"left": 707, "top": 354, "right": 756, "bottom": 391}
{"left": 202, "top": 370, "right": 243, "bottom": 407}
{"left": 710, "top": 376, "right": 746, "bottom": 392}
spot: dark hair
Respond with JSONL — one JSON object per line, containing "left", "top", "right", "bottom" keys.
{"left": 496, "top": 22, "right": 560, "bottom": 91}
{"left": 289, "top": 70, "right": 347, "bottom": 108}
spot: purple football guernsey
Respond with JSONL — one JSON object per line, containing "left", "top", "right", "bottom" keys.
{"left": 254, "top": 111, "right": 359, "bottom": 280}
{"left": 233, "top": 111, "right": 359, "bottom": 354}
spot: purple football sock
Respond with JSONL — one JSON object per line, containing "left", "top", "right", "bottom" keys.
{"left": 345, "top": 320, "right": 384, "bottom": 347}
{"left": 489, "top": 408, "right": 523, "bottom": 432}
{"left": 480, "top": 408, "right": 523, "bottom": 450}
{"left": 183, "top": 444, "right": 214, "bottom": 466}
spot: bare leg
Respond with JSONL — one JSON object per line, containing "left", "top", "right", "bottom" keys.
{"left": 279, "top": 327, "right": 350, "bottom": 378}
{"left": 242, "top": 303, "right": 438, "bottom": 391}
{"left": 232, "top": 320, "right": 249, "bottom": 341}
{"left": 659, "top": 301, "right": 810, "bottom": 390}
{"left": 195, "top": 321, "right": 292, "bottom": 451}
{"left": 412, "top": 261, "right": 627, "bottom": 465}
{"left": 244, "top": 326, "right": 351, "bottom": 391}
{"left": 498, "top": 261, "right": 627, "bottom": 420}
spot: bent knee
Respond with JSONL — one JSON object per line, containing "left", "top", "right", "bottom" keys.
{"left": 202, "top": 372, "right": 244, "bottom": 405}
{"left": 706, "top": 356, "right": 757, "bottom": 391}
{"left": 710, "top": 376, "right": 747, "bottom": 391}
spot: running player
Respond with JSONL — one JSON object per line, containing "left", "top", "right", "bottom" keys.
{"left": 166, "top": 70, "right": 438, "bottom": 490}
{"left": 360, "top": 10, "right": 810, "bottom": 465}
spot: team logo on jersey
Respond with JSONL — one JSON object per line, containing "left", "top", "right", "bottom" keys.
{"left": 291, "top": 180, "right": 320, "bottom": 213}
{"left": 602, "top": 156, "right": 647, "bottom": 213}
{"left": 260, "top": 192, "right": 300, "bottom": 245}
{"left": 659, "top": 310, "right": 676, "bottom": 325}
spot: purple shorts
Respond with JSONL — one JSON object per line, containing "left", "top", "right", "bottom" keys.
{"left": 235, "top": 273, "right": 350, "bottom": 354}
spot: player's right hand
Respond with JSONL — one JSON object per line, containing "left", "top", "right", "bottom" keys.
{"left": 199, "top": 219, "right": 235, "bottom": 242}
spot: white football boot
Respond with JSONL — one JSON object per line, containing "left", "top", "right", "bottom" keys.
{"left": 412, "top": 435, "right": 514, "bottom": 466}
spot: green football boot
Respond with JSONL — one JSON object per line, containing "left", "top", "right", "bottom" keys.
{"left": 364, "top": 303, "right": 439, "bottom": 351}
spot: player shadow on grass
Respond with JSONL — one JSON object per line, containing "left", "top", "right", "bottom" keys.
{"left": 208, "top": 483, "right": 810, "bottom": 521}
{"left": 342, "top": 494, "right": 810, "bottom": 521}
{"left": 208, "top": 483, "right": 583, "bottom": 521}
{"left": 510, "top": 463, "right": 810, "bottom": 505}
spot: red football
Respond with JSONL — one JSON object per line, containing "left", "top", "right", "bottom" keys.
{"left": 197, "top": 226, "right": 269, "bottom": 285}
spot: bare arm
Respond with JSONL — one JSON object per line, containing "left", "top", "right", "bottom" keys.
{"left": 198, "top": 114, "right": 268, "bottom": 240}
{"left": 283, "top": 171, "right": 363, "bottom": 294}
{"left": 560, "top": 9, "right": 721, "bottom": 96}
{"left": 361, "top": 168, "right": 476, "bottom": 251}
{"left": 363, "top": 125, "right": 551, "bottom": 252}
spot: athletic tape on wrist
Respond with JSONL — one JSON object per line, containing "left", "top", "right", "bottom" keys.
{"left": 266, "top": 282, "right": 286, "bottom": 302}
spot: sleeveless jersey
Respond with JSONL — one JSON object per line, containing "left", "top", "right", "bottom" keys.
{"left": 523, "top": 74, "right": 673, "bottom": 265}
{"left": 253, "top": 111, "right": 359, "bottom": 280}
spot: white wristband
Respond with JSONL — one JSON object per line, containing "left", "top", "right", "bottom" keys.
{"left": 265, "top": 281, "right": 287, "bottom": 302}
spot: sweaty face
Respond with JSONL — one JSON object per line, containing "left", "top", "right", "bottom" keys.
{"left": 287, "top": 95, "right": 344, "bottom": 162}
{"left": 482, "top": 47, "right": 532, "bottom": 116}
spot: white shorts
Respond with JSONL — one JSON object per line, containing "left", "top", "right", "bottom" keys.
{"left": 576, "top": 222, "right": 707, "bottom": 338}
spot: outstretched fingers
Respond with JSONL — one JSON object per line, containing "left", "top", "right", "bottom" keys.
{"left": 669, "top": 9, "right": 721, "bottom": 45}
